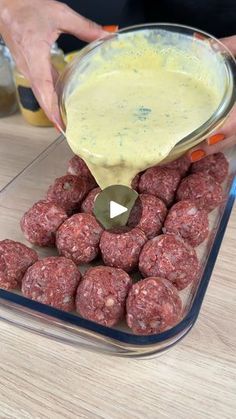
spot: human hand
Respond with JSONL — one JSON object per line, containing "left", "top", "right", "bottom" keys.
{"left": 0, "top": 0, "right": 107, "bottom": 126}
{"left": 188, "top": 35, "right": 236, "bottom": 162}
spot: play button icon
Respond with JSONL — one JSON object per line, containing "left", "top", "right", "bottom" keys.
{"left": 110, "top": 201, "right": 128, "bottom": 219}
{"left": 93, "top": 185, "right": 138, "bottom": 229}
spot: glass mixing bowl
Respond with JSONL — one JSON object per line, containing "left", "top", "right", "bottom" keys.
{"left": 57, "top": 23, "right": 236, "bottom": 163}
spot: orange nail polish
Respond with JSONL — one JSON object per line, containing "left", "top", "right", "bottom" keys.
{"left": 190, "top": 149, "right": 206, "bottom": 162}
{"left": 193, "top": 32, "right": 207, "bottom": 41}
{"left": 208, "top": 133, "right": 225, "bottom": 145}
{"left": 102, "top": 25, "right": 119, "bottom": 33}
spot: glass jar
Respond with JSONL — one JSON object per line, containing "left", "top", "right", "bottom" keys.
{"left": 14, "top": 43, "right": 66, "bottom": 127}
{"left": 0, "top": 37, "right": 18, "bottom": 118}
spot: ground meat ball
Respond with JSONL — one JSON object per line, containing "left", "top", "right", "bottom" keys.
{"left": 126, "top": 277, "right": 182, "bottom": 335}
{"left": 139, "top": 167, "right": 181, "bottom": 206}
{"left": 56, "top": 213, "right": 103, "bottom": 264}
{"left": 81, "top": 187, "right": 101, "bottom": 214}
{"left": 163, "top": 200, "right": 209, "bottom": 247}
{"left": 100, "top": 227, "right": 147, "bottom": 272}
{"left": 176, "top": 172, "right": 223, "bottom": 212}
{"left": 84, "top": 176, "right": 98, "bottom": 194}
{"left": 0, "top": 239, "right": 38, "bottom": 290}
{"left": 67, "top": 155, "right": 97, "bottom": 191}
{"left": 21, "top": 200, "right": 67, "bottom": 246}
{"left": 22, "top": 256, "right": 81, "bottom": 311}
{"left": 139, "top": 234, "right": 199, "bottom": 290}
{"left": 162, "top": 154, "right": 191, "bottom": 178}
{"left": 131, "top": 173, "right": 140, "bottom": 191}
{"left": 128, "top": 194, "right": 167, "bottom": 239}
{"left": 46, "top": 174, "right": 88, "bottom": 214}
{"left": 191, "top": 152, "right": 229, "bottom": 184}
{"left": 67, "top": 155, "right": 93, "bottom": 178}
{"left": 76, "top": 266, "right": 132, "bottom": 327}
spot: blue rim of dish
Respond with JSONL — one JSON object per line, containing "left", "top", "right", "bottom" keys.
{"left": 0, "top": 175, "right": 235, "bottom": 346}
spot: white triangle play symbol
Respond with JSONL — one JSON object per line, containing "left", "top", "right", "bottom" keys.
{"left": 109, "top": 200, "right": 128, "bottom": 219}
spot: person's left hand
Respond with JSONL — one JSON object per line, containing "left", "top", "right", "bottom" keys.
{"left": 187, "top": 35, "right": 236, "bottom": 162}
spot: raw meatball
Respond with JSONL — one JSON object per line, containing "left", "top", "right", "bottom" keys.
{"left": 0, "top": 239, "right": 38, "bottom": 290}
{"left": 67, "top": 155, "right": 97, "bottom": 191}
{"left": 176, "top": 172, "right": 223, "bottom": 212}
{"left": 21, "top": 200, "right": 67, "bottom": 246}
{"left": 46, "top": 174, "right": 88, "bottom": 214}
{"left": 67, "top": 155, "right": 93, "bottom": 178}
{"left": 128, "top": 194, "right": 167, "bottom": 239}
{"left": 76, "top": 266, "right": 132, "bottom": 327}
{"left": 131, "top": 173, "right": 140, "bottom": 191}
{"left": 56, "top": 213, "right": 103, "bottom": 264}
{"left": 191, "top": 152, "right": 229, "bottom": 183}
{"left": 162, "top": 154, "right": 191, "bottom": 177}
{"left": 163, "top": 200, "right": 209, "bottom": 247}
{"left": 139, "top": 167, "right": 181, "bottom": 206}
{"left": 139, "top": 234, "right": 199, "bottom": 290}
{"left": 22, "top": 256, "right": 81, "bottom": 311}
{"left": 126, "top": 277, "right": 182, "bottom": 335}
{"left": 100, "top": 227, "right": 147, "bottom": 272}
{"left": 81, "top": 187, "right": 101, "bottom": 214}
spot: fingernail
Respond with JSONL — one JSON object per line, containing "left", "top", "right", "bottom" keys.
{"left": 102, "top": 25, "right": 119, "bottom": 33}
{"left": 193, "top": 32, "right": 208, "bottom": 41}
{"left": 190, "top": 149, "right": 206, "bottom": 162}
{"left": 207, "top": 133, "right": 225, "bottom": 145}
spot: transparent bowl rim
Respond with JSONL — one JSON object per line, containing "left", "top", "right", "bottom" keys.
{"left": 57, "top": 22, "right": 236, "bottom": 145}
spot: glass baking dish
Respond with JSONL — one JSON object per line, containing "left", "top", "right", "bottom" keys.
{"left": 0, "top": 136, "right": 235, "bottom": 358}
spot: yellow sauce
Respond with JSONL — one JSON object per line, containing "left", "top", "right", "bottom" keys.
{"left": 65, "top": 34, "right": 221, "bottom": 188}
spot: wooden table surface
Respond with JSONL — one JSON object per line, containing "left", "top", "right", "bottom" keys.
{"left": 0, "top": 113, "right": 235, "bottom": 419}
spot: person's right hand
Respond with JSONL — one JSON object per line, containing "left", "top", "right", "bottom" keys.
{"left": 0, "top": 0, "right": 107, "bottom": 127}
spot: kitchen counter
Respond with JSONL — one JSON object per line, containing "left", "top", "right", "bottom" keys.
{"left": 0, "top": 113, "right": 235, "bottom": 419}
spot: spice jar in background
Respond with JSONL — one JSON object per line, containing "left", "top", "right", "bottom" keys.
{"left": 0, "top": 37, "right": 18, "bottom": 118}
{"left": 14, "top": 43, "right": 66, "bottom": 127}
